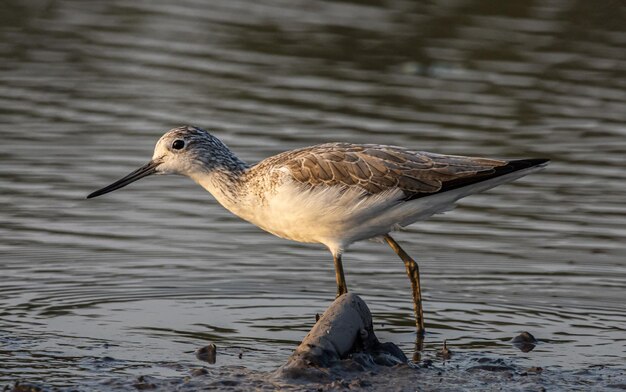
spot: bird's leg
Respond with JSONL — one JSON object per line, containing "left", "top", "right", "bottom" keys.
{"left": 413, "top": 335, "right": 425, "bottom": 362}
{"left": 333, "top": 252, "right": 348, "bottom": 297}
{"left": 383, "top": 234, "right": 425, "bottom": 335}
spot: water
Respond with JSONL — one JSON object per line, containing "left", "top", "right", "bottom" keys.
{"left": 1, "top": 0, "right": 625, "bottom": 387}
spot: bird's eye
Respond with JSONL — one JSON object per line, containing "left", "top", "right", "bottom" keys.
{"left": 172, "top": 140, "right": 185, "bottom": 150}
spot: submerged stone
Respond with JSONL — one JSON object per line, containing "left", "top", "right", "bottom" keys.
{"left": 196, "top": 343, "right": 217, "bottom": 364}
{"left": 512, "top": 331, "right": 538, "bottom": 353}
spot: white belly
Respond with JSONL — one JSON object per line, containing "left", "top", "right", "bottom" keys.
{"left": 203, "top": 164, "right": 544, "bottom": 253}
{"left": 240, "top": 181, "right": 405, "bottom": 249}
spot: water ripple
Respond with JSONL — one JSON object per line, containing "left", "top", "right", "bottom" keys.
{"left": 1, "top": 0, "right": 625, "bottom": 386}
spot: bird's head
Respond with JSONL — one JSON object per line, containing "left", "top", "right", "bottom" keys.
{"left": 87, "top": 125, "right": 240, "bottom": 199}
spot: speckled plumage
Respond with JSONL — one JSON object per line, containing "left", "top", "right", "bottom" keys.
{"left": 89, "top": 126, "right": 548, "bottom": 252}
{"left": 87, "top": 125, "right": 549, "bottom": 333}
{"left": 247, "top": 142, "right": 508, "bottom": 199}
{"left": 159, "top": 126, "right": 248, "bottom": 174}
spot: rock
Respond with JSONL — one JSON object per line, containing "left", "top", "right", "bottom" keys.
{"left": 277, "top": 293, "right": 407, "bottom": 379}
{"left": 512, "top": 332, "right": 538, "bottom": 353}
{"left": 134, "top": 375, "right": 157, "bottom": 390}
{"left": 190, "top": 368, "right": 209, "bottom": 377}
{"left": 438, "top": 340, "right": 452, "bottom": 360}
{"left": 9, "top": 382, "right": 43, "bottom": 392}
{"left": 195, "top": 343, "right": 217, "bottom": 364}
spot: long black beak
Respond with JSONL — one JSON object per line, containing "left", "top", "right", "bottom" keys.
{"left": 87, "top": 160, "right": 161, "bottom": 199}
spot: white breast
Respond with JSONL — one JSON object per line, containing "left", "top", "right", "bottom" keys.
{"left": 237, "top": 178, "right": 405, "bottom": 250}
{"left": 193, "top": 162, "right": 545, "bottom": 254}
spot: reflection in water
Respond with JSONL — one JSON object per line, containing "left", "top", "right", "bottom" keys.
{"left": 0, "top": 0, "right": 625, "bottom": 387}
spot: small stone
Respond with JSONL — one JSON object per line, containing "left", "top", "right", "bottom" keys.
{"left": 11, "top": 382, "right": 43, "bottom": 392}
{"left": 512, "top": 332, "right": 538, "bottom": 353}
{"left": 438, "top": 340, "right": 452, "bottom": 360}
{"left": 134, "top": 375, "right": 157, "bottom": 390}
{"left": 190, "top": 368, "right": 209, "bottom": 377}
{"left": 196, "top": 343, "right": 217, "bottom": 364}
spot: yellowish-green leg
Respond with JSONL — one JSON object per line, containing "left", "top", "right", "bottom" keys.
{"left": 384, "top": 234, "right": 425, "bottom": 335}
{"left": 333, "top": 253, "right": 348, "bottom": 297}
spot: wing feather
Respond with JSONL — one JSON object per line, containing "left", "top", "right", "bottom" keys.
{"left": 256, "top": 143, "right": 514, "bottom": 199}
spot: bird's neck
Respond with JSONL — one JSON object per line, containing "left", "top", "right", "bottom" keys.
{"left": 188, "top": 154, "right": 252, "bottom": 219}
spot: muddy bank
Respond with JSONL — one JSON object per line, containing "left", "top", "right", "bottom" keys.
{"left": 6, "top": 294, "right": 626, "bottom": 391}
{"left": 10, "top": 349, "right": 624, "bottom": 391}
{"left": 31, "top": 360, "right": 609, "bottom": 392}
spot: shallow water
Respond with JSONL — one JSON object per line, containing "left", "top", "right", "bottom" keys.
{"left": 1, "top": 0, "right": 625, "bottom": 387}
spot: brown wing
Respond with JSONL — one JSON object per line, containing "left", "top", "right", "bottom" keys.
{"left": 272, "top": 143, "right": 541, "bottom": 199}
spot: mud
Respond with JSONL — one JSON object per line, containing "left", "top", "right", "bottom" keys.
{"left": 8, "top": 355, "right": 624, "bottom": 392}
{"left": 4, "top": 295, "right": 625, "bottom": 391}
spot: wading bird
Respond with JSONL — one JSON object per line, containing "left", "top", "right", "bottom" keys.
{"left": 88, "top": 126, "right": 548, "bottom": 334}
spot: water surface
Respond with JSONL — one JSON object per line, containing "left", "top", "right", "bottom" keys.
{"left": 1, "top": 0, "right": 625, "bottom": 387}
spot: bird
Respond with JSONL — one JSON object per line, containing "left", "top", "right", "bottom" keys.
{"left": 87, "top": 125, "right": 549, "bottom": 334}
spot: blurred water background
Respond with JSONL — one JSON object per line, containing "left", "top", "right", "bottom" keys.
{"left": 1, "top": 0, "right": 625, "bottom": 387}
